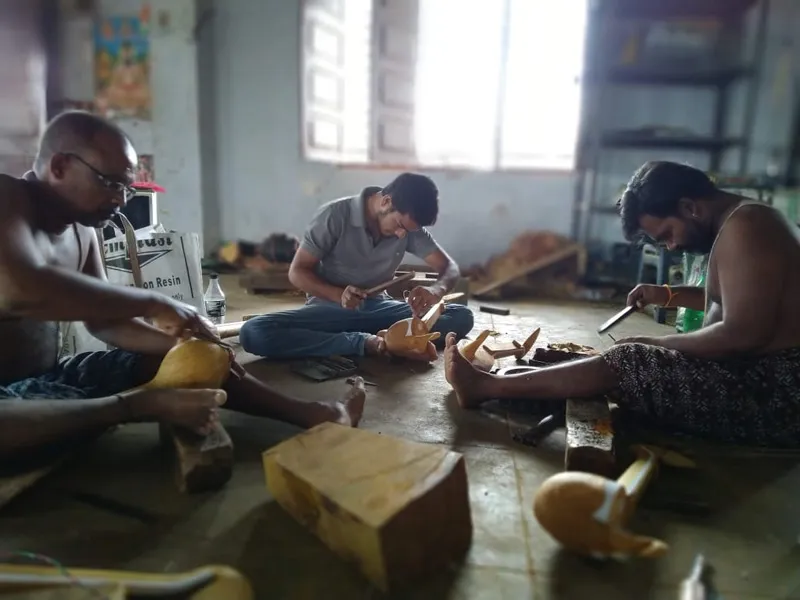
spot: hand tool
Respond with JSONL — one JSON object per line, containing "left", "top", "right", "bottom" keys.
{"left": 597, "top": 305, "right": 637, "bottom": 335}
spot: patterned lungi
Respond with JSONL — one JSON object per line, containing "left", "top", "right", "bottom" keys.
{"left": 603, "top": 343, "right": 800, "bottom": 447}
{"left": 0, "top": 350, "right": 143, "bottom": 400}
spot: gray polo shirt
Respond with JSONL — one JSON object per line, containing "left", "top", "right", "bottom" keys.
{"left": 300, "top": 188, "right": 439, "bottom": 290}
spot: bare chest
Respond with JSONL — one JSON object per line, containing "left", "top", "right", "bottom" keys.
{"left": 33, "top": 227, "right": 86, "bottom": 271}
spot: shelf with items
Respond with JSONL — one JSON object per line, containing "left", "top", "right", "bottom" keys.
{"left": 572, "top": 0, "right": 769, "bottom": 323}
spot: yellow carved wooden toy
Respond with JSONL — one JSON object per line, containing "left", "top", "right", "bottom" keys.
{"left": 380, "top": 294, "right": 463, "bottom": 359}
{"left": 143, "top": 338, "right": 232, "bottom": 390}
{"left": 533, "top": 446, "right": 668, "bottom": 560}
{"left": 458, "top": 330, "right": 495, "bottom": 371}
{"left": 382, "top": 316, "right": 441, "bottom": 356}
{"left": 482, "top": 327, "right": 541, "bottom": 360}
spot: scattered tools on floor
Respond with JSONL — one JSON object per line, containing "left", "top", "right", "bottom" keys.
{"left": 512, "top": 412, "right": 566, "bottom": 447}
{"left": 0, "top": 562, "right": 254, "bottom": 599}
{"left": 533, "top": 445, "right": 668, "bottom": 560}
{"left": 263, "top": 422, "right": 473, "bottom": 593}
{"left": 680, "top": 554, "right": 718, "bottom": 600}
{"left": 479, "top": 304, "right": 510, "bottom": 316}
{"left": 291, "top": 356, "right": 359, "bottom": 382}
{"left": 531, "top": 342, "right": 599, "bottom": 365}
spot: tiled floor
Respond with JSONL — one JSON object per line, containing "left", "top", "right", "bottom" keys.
{"left": 1, "top": 277, "right": 799, "bottom": 599}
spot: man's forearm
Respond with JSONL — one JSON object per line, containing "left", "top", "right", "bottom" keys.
{"left": 429, "top": 262, "right": 460, "bottom": 297}
{"left": 288, "top": 267, "right": 344, "bottom": 303}
{"left": 3, "top": 266, "right": 157, "bottom": 322}
{"left": 86, "top": 318, "right": 176, "bottom": 355}
{"left": 643, "top": 323, "right": 762, "bottom": 359}
{"left": 665, "top": 285, "right": 706, "bottom": 311}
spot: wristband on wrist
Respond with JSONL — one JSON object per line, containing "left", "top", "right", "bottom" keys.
{"left": 662, "top": 284, "right": 680, "bottom": 307}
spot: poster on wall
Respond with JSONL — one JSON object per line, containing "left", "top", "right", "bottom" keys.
{"left": 135, "top": 154, "right": 155, "bottom": 183}
{"left": 94, "top": 5, "right": 152, "bottom": 120}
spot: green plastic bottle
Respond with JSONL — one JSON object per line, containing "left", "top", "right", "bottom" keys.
{"left": 676, "top": 253, "right": 708, "bottom": 333}
{"left": 681, "top": 271, "right": 706, "bottom": 332}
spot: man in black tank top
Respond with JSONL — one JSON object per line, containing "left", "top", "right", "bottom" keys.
{"left": 445, "top": 161, "right": 800, "bottom": 447}
{"left": 0, "top": 111, "right": 365, "bottom": 460}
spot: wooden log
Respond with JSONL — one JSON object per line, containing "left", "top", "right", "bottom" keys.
{"left": 160, "top": 422, "right": 234, "bottom": 493}
{"left": 263, "top": 422, "right": 473, "bottom": 592}
{"left": 471, "top": 244, "right": 582, "bottom": 297}
{"left": 565, "top": 398, "right": 616, "bottom": 477}
{"left": 215, "top": 320, "right": 244, "bottom": 339}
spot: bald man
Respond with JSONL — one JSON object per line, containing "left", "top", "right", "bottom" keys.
{"left": 0, "top": 110, "right": 365, "bottom": 460}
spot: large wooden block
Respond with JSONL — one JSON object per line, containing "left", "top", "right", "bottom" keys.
{"left": 263, "top": 422, "right": 473, "bottom": 592}
{"left": 565, "top": 398, "right": 616, "bottom": 477}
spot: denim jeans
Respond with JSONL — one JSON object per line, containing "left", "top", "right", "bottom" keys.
{"left": 239, "top": 295, "right": 475, "bottom": 359}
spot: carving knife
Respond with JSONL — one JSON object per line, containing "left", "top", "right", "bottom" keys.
{"left": 597, "top": 305, "right": 637, "bottom": 335}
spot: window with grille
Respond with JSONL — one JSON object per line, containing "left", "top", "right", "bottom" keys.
{"left": 301, "top": 0, "right": 588, "bottom": 171}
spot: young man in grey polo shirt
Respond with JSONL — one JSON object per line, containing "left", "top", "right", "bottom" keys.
{"left": 240, "top": 173, "right": 474, "bottom": 360}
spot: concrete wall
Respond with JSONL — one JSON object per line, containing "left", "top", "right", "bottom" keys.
{"left": 57, "top": 0, "right": 205, "bottom": 245}
{"left": 203, "top": 0, "right": 575, "bottom": 268}
{"left": 52, "top": 0, "right": 799, "bottom": 265}
{"left": 203, "top": 0, "right": 799, "bottom": 265}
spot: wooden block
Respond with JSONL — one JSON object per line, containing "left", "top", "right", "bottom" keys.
{"left": 565, "top": 398, "right": 616, "bottom": 477}
{"left": 161, "top": 421, "right": 234, "bottom": 493}
{"left": 263, "top": 422, "right": 473, "bottom": 592}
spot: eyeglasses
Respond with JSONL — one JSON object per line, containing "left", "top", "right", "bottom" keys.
{"left": 66, "top": 153, "right": 136, "bottom": 200}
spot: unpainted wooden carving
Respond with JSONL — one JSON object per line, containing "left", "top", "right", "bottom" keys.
{"left": 533, "top": 446, "right": 668, "bottom": 560}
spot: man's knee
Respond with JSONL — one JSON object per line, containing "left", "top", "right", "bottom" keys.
{"left": 442, "top": 304, "right": 474, "bottom": 338}
{"left": 239, "top": 315, "right": 282, "bottom": 355}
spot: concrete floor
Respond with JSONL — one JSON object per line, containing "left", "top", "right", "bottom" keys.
{"left": 2, "top": 276, "right": 800, "bottom": 599}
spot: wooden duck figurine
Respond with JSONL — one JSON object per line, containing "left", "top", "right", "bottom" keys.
{"left": 378, "top": 293, "right": 464, "bottom": 361}
{"left": 533, "top": 446, "right": 668, "bottom": 560}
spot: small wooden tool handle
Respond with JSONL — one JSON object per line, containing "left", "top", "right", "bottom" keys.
{"left": 366, "top": 271, "right": 415, "bottom": 295}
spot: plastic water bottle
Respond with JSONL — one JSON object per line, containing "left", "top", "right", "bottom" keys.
{"left": 204, "top": 273, "right": 226, "bottom": 325}
{"left": 681, "top": 272, "right": 706, "bottom": 333}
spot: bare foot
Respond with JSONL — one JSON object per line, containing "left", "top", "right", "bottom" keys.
{"left": 334, "top": 377, "right": 367, "bottom": 426}
{"left": 304, "top": 377, "right": 367, "bottom": 428}
{"left": 123, "top": 388, "right": 226, "bottom": 435}
{"left": 444, "top": 332, "right": 490, "bottom": 408}
{"left": 365, "top": 334, "right": 388, "bottom": 356}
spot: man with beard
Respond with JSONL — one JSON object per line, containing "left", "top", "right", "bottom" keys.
{"left": 0, "top": 110, "right": 365, "bottom": 460}
{"left": 444, "top": 161, "right": 800, "bottom": 447}
{"left": 239, "top": 172, "right": 473, "bottom": 361}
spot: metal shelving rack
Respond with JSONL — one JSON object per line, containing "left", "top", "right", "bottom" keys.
{"left": 571, "top": 0, "right": 770, "bottom": 323}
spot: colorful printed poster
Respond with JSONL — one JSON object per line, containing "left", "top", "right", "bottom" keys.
{"left": 94, "top": 7, "right": 152, "bottom": 120}
{"left": 135, "top": 154, "right": 154, "bottom": 183}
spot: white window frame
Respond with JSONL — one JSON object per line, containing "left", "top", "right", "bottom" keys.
{"left": 300, "top": 0, "right": 587, "bottom": 172}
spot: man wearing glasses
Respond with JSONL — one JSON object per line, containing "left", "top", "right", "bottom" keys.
{"left": 0, "top": 110, "right": 366, "bottom": 460}
{"left": 239, "top": 173, "right": 474, "bottom": 361}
